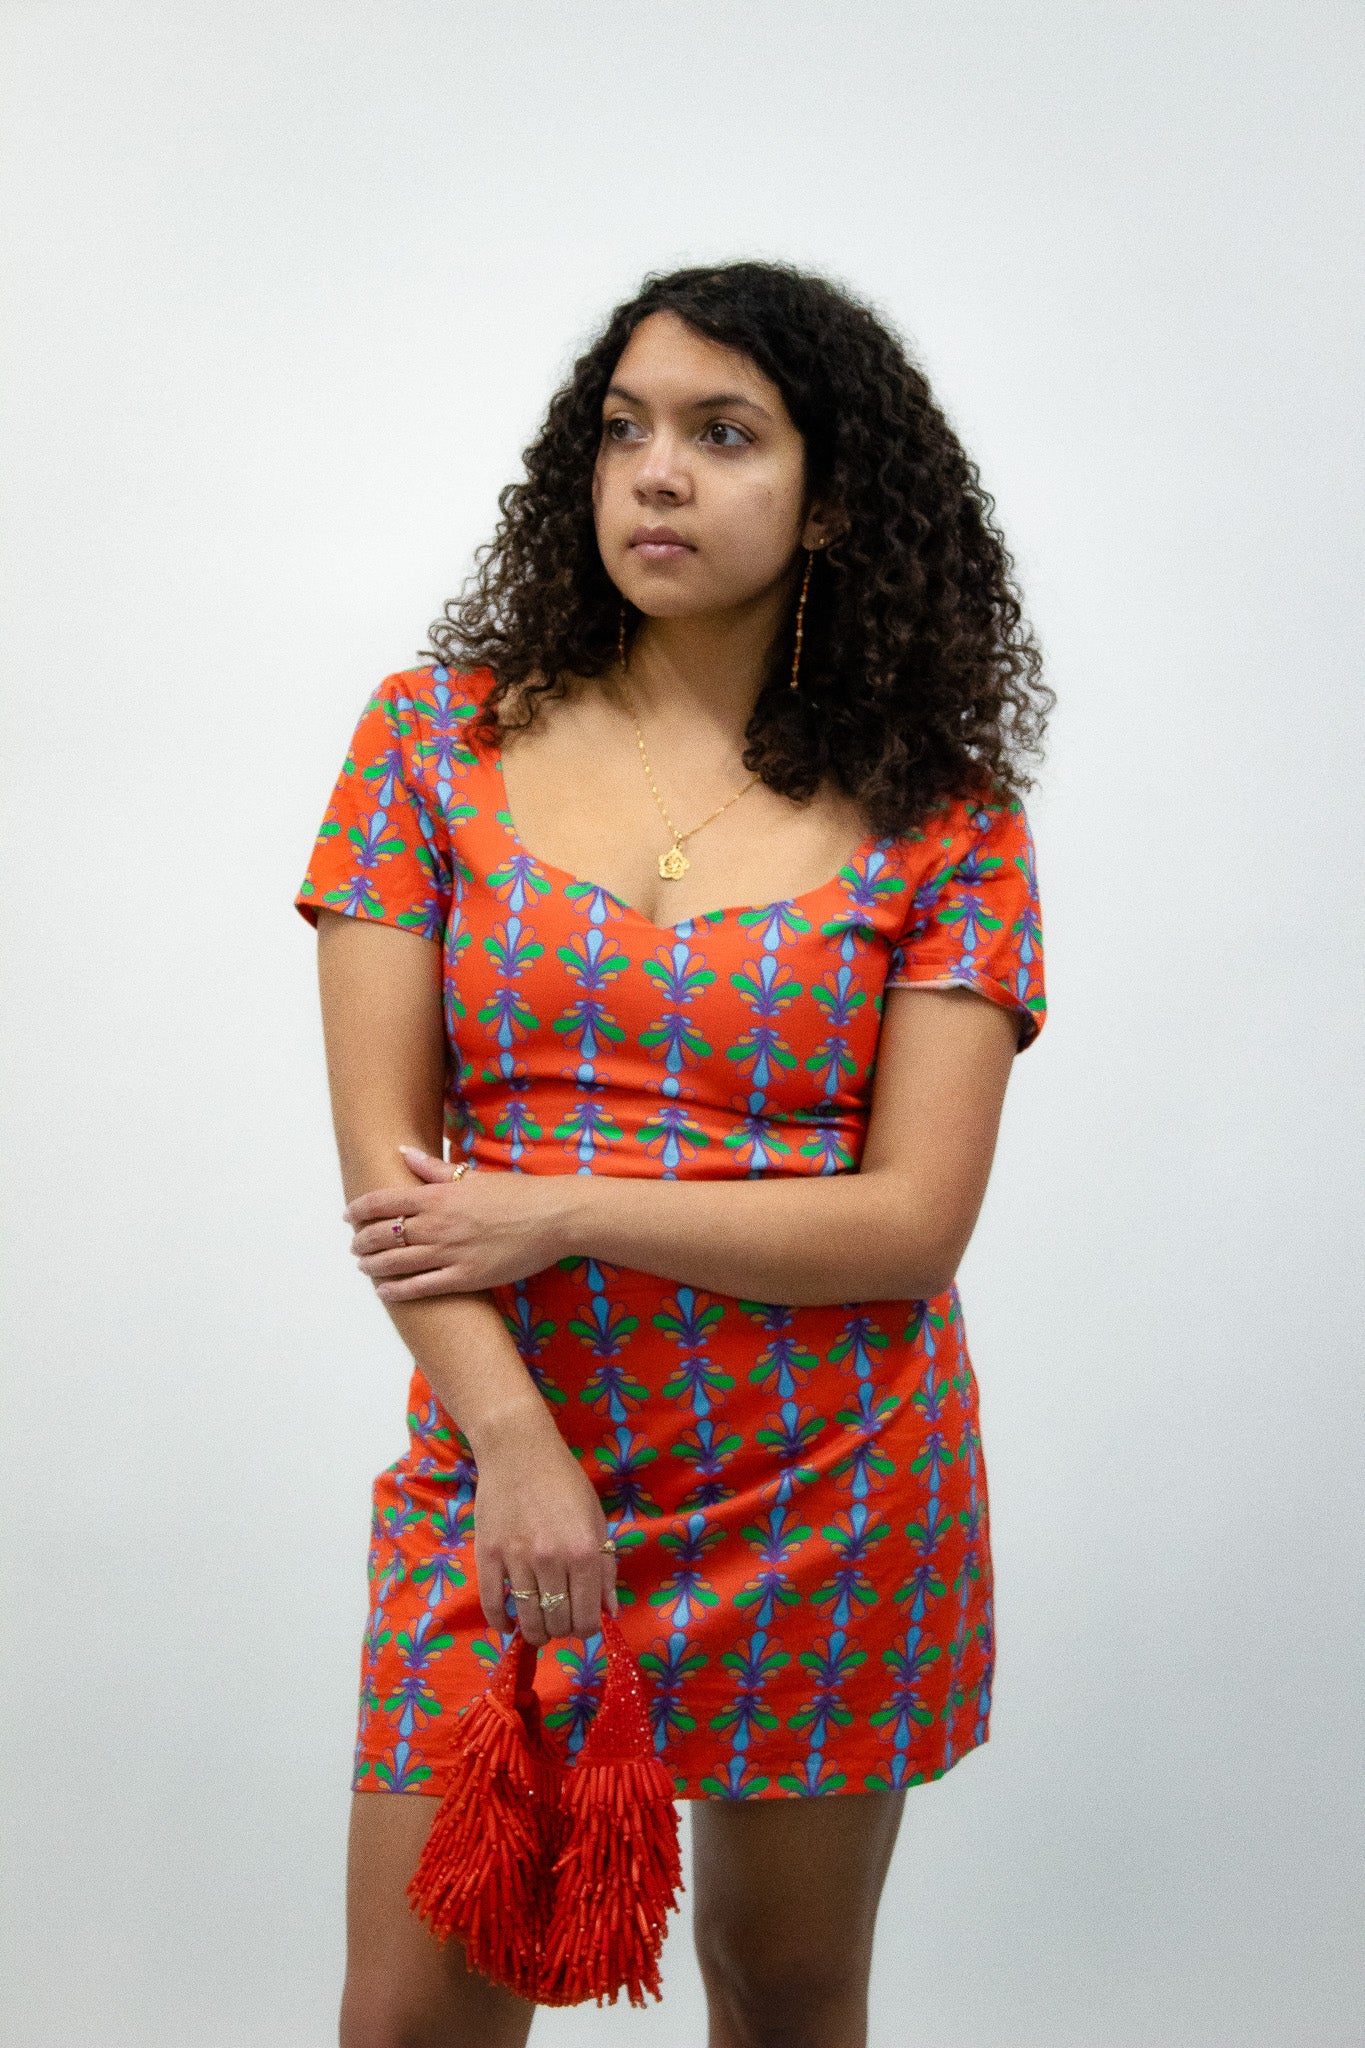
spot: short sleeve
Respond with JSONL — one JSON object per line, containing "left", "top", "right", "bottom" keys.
{"left": 293, "top": 669, "right": 452, "bottom": 938}
{"left": 884, "top": 793, "right": 1047, "bottom": 1052}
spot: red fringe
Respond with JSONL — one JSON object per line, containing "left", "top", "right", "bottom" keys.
{"left": 405, "top": 1690, "right": 561, "bottom": 2001}
{"left": 536, "top": 1754, "right": 684, "bottom": 2009}
{"left": 405, "top": 1616, "right": 684, "bottom": 2009}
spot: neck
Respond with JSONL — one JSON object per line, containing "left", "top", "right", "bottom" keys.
{"left": 611, "top": 584, "right": 792, "bottom": 747}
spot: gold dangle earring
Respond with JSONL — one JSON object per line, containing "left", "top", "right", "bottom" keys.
{"left": 789, "top": 547, "right": 816, "bottom": 691}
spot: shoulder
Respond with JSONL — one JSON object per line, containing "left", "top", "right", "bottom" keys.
{"left": 385, "top": 661, "right": 496, "bottom": 721}
{"left": 881, "top": 781, "right": 1046, "bottom": 1048}
{"left": 360, "top": 663, "right": 500, "bottom": 768}
{"left": 882, "top": 785, "right": 1042, "bottom": 960}
{"left": 893, "top": 786, "right": 1037, "bottom": 888}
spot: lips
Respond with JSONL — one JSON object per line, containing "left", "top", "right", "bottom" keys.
{"left": 630, "top": 525, "right": 694, "bottom": 549}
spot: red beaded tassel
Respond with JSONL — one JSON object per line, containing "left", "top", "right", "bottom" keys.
{"left": 405, "top": 1634, "right": 562, "bottom": 2000}
{"left": 405, "top": 1613, "right": 683, "bottom": 2009}
{"left": 536, "top": 1615, "right": 684, "bottom": 2009}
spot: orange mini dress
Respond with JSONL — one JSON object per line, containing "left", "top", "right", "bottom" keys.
{"left": 295, "top": 664, "right": 1046, "bottom": 1802}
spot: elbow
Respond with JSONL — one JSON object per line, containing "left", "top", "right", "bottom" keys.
{"left": 905, "top": 1248, "right": 959, "bottom": 1301}
{"left": 858, "top": 1172, "right": 974, "bottom": 1302}
{"left": 898, "top": 1222, "right": 967, "bottom": 1303}
{"left": 924, "top": 1263, "right": 961, "bottom": 1301}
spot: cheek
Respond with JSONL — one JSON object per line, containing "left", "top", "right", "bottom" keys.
{"left": 592, "top": 454, "right": 631, "bottom": 531}
{"left": 720, "top": 479, "right": 800, "bottom": 571}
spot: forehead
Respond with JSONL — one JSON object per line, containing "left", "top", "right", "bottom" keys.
{"left": 608, "top": 309, "right": 791, "bottom": 421}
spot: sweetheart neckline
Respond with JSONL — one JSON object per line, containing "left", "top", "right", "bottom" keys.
{"left": 487, "top": 747, "right": 886, "bottom": 937}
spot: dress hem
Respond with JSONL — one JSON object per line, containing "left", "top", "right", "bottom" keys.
{"left": 349, "top": 1724, "right": 988, "bottom": 1802}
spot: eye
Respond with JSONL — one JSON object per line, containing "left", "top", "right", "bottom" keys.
{"left": 702, "top": 421, "right": 750, "bottom": 448}
{"left": 602, "top": 415, "right": 643, "bottom": 443}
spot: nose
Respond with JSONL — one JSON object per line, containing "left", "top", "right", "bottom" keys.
{"left": 632, "top": 428, "right": 692, "bottom": 505}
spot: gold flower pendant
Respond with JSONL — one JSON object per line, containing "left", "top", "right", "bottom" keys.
{"left": 658, "top": 845, "right": 690, "bottom": 880}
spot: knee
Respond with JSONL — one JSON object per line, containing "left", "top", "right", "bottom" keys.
{"left": 694, "top": 1923, "right": 870, "bottom": 2048}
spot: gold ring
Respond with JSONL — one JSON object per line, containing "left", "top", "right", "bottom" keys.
{"left": 392, "top": 1216, "right": 407, "bottom": 1245}
{"left": 509, "top": 1587, "right": 537, "bottom": 1600}
{"left": 600, "top": 1539, "right": 617, "bottom": 1553}
{"left": 449, "top": 1160, "right": 473, "bottom": 1182}
{"left": 538, "top": 1591, "right": 568, "bottom": 1608}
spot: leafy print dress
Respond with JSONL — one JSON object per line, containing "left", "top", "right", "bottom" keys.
{"left": 294, "top": 664, "right": 1046, "bottom": 1801}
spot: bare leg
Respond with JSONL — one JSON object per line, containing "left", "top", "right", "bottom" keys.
{"left": 338, "top": 1791, "right": 537, "bottom": 2048}
{"left": 691, "top": 1790, "right": 907, "bottom": 2048}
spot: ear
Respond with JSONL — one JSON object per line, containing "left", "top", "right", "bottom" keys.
{"left": 799, "top": 500, "right": 848, "bottom": 551}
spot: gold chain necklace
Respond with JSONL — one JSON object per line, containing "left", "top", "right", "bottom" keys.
{"left": 622, "top": 670, "right": 761, "bottom": 881}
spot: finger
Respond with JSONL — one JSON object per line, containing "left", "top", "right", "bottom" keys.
{"left": 350, "top": 1166, "right": 470, "bottom": 1240}
{"left": 516, "top": 1595, "right": 548, "bottom": 1647}
{"left": 505, "top": 1560, "right": 547, "bottom": 1646}
{"left": 355, "top": 1243, "right": 450, "bottom": 1279}
{"left": 352, "top": 1213, "right": 433, "bottom": 1257}
{"left": 568, "top": 1560, "right": 603, "bottom": 1642}
{"left": 341, "top": 1187, "right": 416, "bottom": 1226}
{"left": 395, "top": 1145, "right": 450, "bottom": 1180}
{"left": 475, "top": 1544, "right": 506, "bottom": 1633}
{"left": 538, "top": 1573, "right": 572, "bottom": 1640}
{"left": 373, "top": 1269, "right": 473, "bottom": 1304}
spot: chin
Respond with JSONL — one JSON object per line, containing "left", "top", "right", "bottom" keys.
{"left": 616, "top": 568, "right": 748, "bottom": 620}
{"left": 627, "top": 591, "right": 714, "bottom": 620}
{"left": 614, "top": 574, "right": 707, "bottom": 619}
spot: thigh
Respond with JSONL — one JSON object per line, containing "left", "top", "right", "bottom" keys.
{"left": 691, "top": 1791, "right": 907, "bottom": 2034}
{"left": 339, "top": 1791, "right": 537, "bottom": 2048}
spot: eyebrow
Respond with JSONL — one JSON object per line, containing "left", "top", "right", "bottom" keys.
{"left": 605, "top": 382, "right": 775, "bottom": 422}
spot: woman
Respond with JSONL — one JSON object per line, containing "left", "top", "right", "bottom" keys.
{"left": 296, "top": 259, "right": 1052, "bottom": 2048}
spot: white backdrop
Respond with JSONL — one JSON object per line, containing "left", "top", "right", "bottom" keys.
{"left": 2, "top": 4, "right": 1362, "bottom": 2044}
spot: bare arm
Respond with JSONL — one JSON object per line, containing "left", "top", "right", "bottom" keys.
{"left": 312, "top": 909, "right": 616, "bottom": 1641}
{"left": 314, "top": 909, "right": 541, "bottom": 1442}
{"left": 554, "top": 983, "right": 1024, "bottom": 1305}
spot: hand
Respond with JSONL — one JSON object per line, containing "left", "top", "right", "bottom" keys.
{"left": 471, "top": 1406, "right": 620, "bottom": 1646}
{"left": 344, "top": 1149, "right": 575, "bottom": 1302}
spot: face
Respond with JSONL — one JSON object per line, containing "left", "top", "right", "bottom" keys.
{"left": 592, "top": 309, "right": 834, "bottom": 622}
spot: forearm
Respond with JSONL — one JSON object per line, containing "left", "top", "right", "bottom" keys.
{"left": 336, "top": 1128, "right": 551, "bottom": 1456}
{"left": 386, "top": 1291, "right": 550, "bottom": 1458}
{"left": 315, "top": 914, "right": 551, "bottom": 1457}
{"left": 558, "top": 1167, "right": 953, "bottom": 1307}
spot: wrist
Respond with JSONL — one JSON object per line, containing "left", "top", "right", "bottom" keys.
{"left": 549, "top": 1167, "right": 600, "bottom": 1261}
{"left": 466, "top": 1393, "right": 559, "bottom": 1464}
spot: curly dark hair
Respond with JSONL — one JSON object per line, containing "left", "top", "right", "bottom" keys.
{"left": 420, "top": 259, "right": 1054, "bottom": 836}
